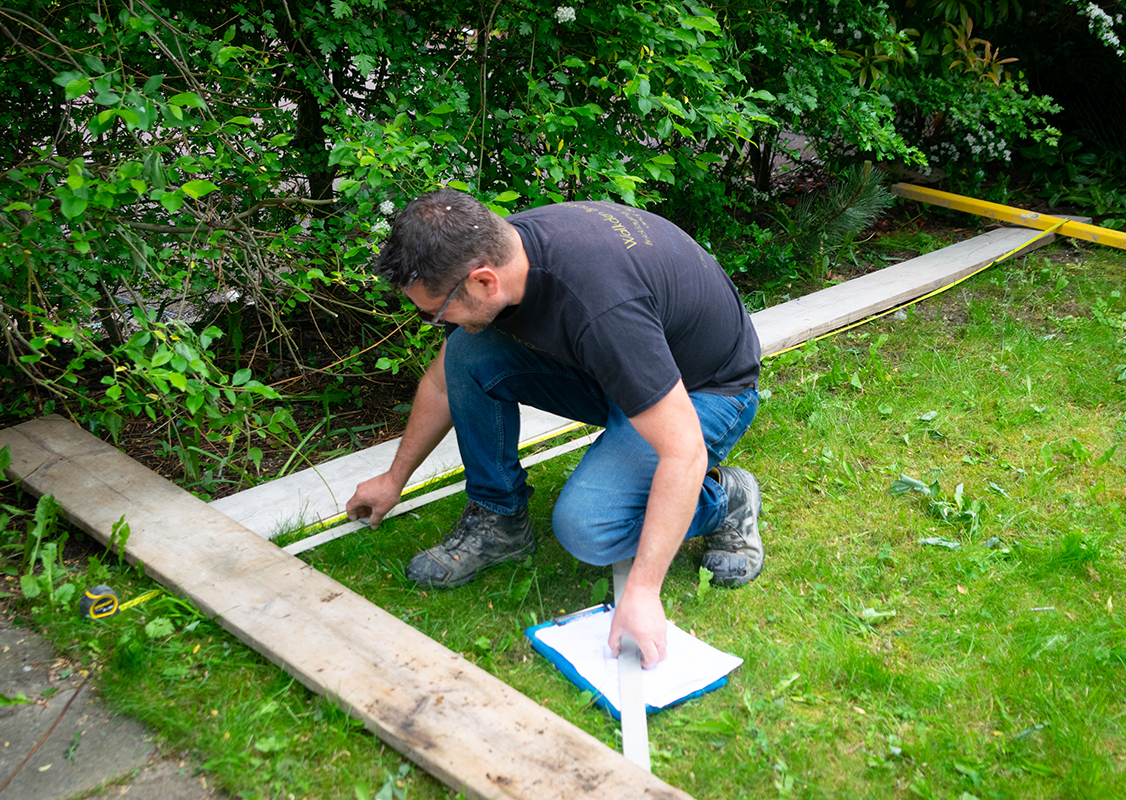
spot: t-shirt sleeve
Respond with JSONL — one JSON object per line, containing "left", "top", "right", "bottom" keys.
{"left": 573, "top": 297, "right": 682, "bottom": 418}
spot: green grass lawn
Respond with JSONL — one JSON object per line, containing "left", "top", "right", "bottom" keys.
{"left": 5, "top": 240, "right": 1125, "bottom": 800}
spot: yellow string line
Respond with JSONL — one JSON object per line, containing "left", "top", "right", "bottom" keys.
{"left": 766, "top": 220, "right": 1066, "bottom": 360}
{"left": 299, "top": 421, "right": 589, "bottom": 534}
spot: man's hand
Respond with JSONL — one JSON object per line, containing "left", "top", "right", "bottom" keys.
{"left": 345, "top": 473, "right": 403, "bottom": 529}
{"left": 608, "top": 583, "right": 668, "bottom": 669}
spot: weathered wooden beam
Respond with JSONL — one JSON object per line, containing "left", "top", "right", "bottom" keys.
{"left": 753, "top": 225, "right": 1054, "bottom": 357}
{"left": 0, "top": 416, "right": 692, "bottom": 800}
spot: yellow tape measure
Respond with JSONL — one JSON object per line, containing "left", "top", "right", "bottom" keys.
{"left": 79, "top": 585, "right": 161, "bottom": 619}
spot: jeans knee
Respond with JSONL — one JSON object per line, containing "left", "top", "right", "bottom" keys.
{"left": 551, "top": 498, "right": 586, "bottom": 559}
{"left": 552, "top": 489, "right": 637, "bottom": 567}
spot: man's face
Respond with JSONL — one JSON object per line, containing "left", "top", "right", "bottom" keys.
{"left": 404, "top": 275, "right": 496, "bottom": 334}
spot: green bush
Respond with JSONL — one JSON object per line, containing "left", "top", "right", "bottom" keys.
{"left": 0, "top": 0, "right": 1091, "bottom": 453}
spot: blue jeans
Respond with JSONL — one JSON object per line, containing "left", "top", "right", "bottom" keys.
{"left": 444, "top": 327, "right": 759, "bottom": 566}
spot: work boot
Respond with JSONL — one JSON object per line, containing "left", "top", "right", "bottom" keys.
{"left": 406, "top": 501, "right": 535, "bottom": 588}
{"left": 701, "top": 467, "right": 764, "bottom": 588}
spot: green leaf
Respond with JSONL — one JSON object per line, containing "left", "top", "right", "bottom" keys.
{"left": 680, "top": 14, "right": 721, "bottom": 34}
{"left": 493, "top": 190, "right": 521, "bottom": 203}
{"left": 20, "top": 574, "right": 41, "bottom": 599}
{"left": 232, "top": 368, "right": 252, "bottom": 386}
{"left": 159, "top": 191, "right": 184, "bottom": 212}
{"left": 143, "top": 74, "right": 164, "bottom": 94}
{"left": 66, "top": 160, "right": 86, "bottom": 191}
{"left": 60, "top": 195, "right": 88, "bottom": 219}
{"left": 87, "top": 110, "right": 114, "bottom": 137}
{"left": 1094, "top": 444, "right": 1117, "bottom": 467}
{"left": 180, "top": 180, "right": 219, "bottom": 199}
{"left": 0, "top": 691, "right": 30, "bottom": 706}
{"left": 65, "top": 77, "right": 91, "bottom": 100}
{"left": 144, "top": 617, "right": 175, "bottom": 638}
{"left": 698, "top": 565, "right": 713, "bottom": 598}
{"left": 53, "top": 583, "right": 76, "bottom": 606}
{"left": 93, "top": 90, "right": 122, "bottom": 106}
{"left": 682, "top": 54, "right": 714, "bottom": 73}
{"left": 860, "top": 607, "right": 896, "bottom": 624}
{"left": 918, "top": 537, "right": 961, "bottom": 549}
{"left": 167, "top": 92, "right": 206, "bottom": 108}
{"left": 254, "top": 735, "right": 289, "bottom": 753}
{"left": 888, "top": 474, "right": 930, "bottom": 496}
{"left": 52, "top": 70, "right": 84, "bottom": 88}
{"left": 185, "top": 392, "right": 206, "bottom": 415}
{"left": 589, "top": 576, "right": 609, "bottom": 605}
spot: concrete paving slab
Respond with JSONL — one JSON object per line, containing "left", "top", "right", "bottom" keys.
{"left": 0, "top": 683, "right": 154, "bottom": 800}
{"left": 84, "top": 758, "right": 226, "bottom": 800}
{"left": 1, "top": 617, "right": 154, "bottom": 800}
{"left": 0, "top": 615, "right": 228, "bottom": 800}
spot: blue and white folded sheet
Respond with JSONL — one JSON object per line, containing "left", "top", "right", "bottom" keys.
{"left": 526, "top": 604, "right": 744, "bottom": 720}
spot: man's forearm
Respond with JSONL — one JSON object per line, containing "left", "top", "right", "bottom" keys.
{"left": 384, "top": 364, "right": 453, "bottom": 490}
{"left": 629, "top": 450, "right": 708, "bottom": 594}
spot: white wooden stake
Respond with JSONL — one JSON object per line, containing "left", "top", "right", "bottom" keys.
{"left": 612, "top": 558, "right": 651, "bottom": 771}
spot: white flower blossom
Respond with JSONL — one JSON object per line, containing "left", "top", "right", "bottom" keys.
{"left": 853, "top": 30, "right": 862, "bottom": 39}
{"left": 379, "top": 200, "right": 395, "bottom": 215}
{"left": 554, "top": 5, "right": 576, "bottom": 23}
{"left": 1079, "top": 1, "right": 1125, "bottom": 56}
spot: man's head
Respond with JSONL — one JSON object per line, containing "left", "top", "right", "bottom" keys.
{"left": 375, "top": 188, "right": 516, "bottom": 298}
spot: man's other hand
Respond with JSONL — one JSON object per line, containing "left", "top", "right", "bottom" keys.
{"left": 345, "top": 473, "right": 403, "bottom": 529}
{"left": 608, "top": 583, "right": 668, "bottom": 669}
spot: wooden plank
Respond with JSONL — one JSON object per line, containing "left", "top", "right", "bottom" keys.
{"left": 751, "top": 226, "right": 1054, "bottom": 357}
{"left": 209, "top": 406, "right": 576, "bottom": 539}
{"left": 0, "top": 416, "right": 693, "bottom": 800}
{"left": 891, "top": 183, "right": 1126, "bottom": 250}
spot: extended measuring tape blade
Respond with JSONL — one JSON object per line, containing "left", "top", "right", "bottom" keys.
{"left": 119, "top": 589, "right": 161, "bottom": 611}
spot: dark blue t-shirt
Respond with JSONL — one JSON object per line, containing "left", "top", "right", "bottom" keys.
{"left": 488, "top": 201, "right": 761, "bottom": 417}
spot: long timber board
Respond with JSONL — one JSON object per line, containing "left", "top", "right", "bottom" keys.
{"left": 214, "top": 225, "right": 1055, "bottom": 539}
{"left": 0, "top": 416, "right": 692, "bottom": 800}
{"left": 753, "top": 225, "right": 1053, "bottom": 356}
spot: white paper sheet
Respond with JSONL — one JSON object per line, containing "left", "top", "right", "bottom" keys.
{"left": 533, "top": 608, "right": 743, "bottom": 711}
